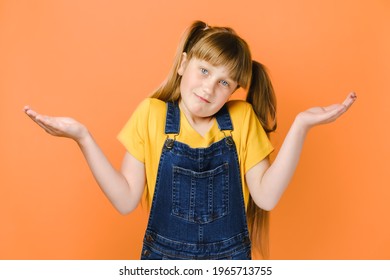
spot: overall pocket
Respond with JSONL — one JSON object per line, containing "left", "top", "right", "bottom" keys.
{"left": 172, "top": 162, "right": 229, "bottom": 224}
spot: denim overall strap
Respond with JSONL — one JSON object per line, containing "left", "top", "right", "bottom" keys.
{"left": 141, "top": 102, "right": 251, "bottom": 260}
{"left": 165, "top": 101, "right": 180, "bottom": 134}
{"left": 215, "top": 104, "right": 233, "bottom": 131}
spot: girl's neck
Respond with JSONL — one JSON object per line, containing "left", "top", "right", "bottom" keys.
{"left": 179, "top": 101, "right": 214, "bottom": 137}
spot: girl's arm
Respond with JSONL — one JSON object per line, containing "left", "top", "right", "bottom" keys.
{"left": 246, "top": 92, "right": 357, "bottom": 211}
{"left": 24, "top": 106, "right": 145, "bottom": 215}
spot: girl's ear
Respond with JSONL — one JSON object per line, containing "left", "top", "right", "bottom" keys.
{"left": 177, "top": 52, "right": 188, "bottom": 76}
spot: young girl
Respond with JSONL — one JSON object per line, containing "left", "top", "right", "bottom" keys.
{"left": 24, "top": 20, "right": 356, "bottom": 260}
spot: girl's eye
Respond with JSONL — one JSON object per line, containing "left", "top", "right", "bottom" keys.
{"left": 200, "top": 68, "right": 208, "bottom": 75}
{"left": 220, "top": 80, "right": 229, "bottom": 87}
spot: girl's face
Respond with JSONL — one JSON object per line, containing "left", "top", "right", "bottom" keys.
{"left": 178, "top": 55, "right": 238, "bottom": 124}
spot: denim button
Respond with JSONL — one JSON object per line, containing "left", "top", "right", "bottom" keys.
{"left": 225, "top": 136, "right": 234, "bottom": 146}
{"left": 165, "top": 139, "right": 174, "bottom": 149}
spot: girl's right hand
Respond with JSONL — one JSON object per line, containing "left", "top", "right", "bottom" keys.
{"left": 24, "top": 105, "right": 145, "bottom": 214}
{"left": 24, "top": 106, "right": 89, "bottom": 143}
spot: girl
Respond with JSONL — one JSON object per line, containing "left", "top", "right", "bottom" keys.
{"left": 24, "top": 21, "right": 357, "bottom": 260}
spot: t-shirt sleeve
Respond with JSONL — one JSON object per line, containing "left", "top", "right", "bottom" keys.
{"left": 242, "top": 104, "right": 274, "bottom": 174}
{"left": 117, "top": 98, "right": 151, "bottom": 163}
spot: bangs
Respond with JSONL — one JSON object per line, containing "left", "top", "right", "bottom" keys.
{"left": 188, "top": 32, "right": 252, "bottom": 89}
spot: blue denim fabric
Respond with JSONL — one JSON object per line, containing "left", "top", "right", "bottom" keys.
{"left": 141, "top": 102, "right": 251, "bottom": 260}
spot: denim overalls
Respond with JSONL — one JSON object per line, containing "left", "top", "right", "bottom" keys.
{"left": 141, "top": 102, "right": 251, "bottom": 260}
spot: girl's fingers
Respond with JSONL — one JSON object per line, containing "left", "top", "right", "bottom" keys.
{"left": 322, "top": 106, "right": 346, "bottom": 123}
{"left": 322, "top": 92, "right": 357, "bottom": 122}
{"left": 24, "top": 107, "right": 58, "bottom": 133}
{"left": 24, "top": 107, "right": 49, "bottom": 127}
{"left": 24, "top": 108, "right": 38, "bottom": 119}
{"left": 38, "top": 116, "right": 61, "bottom": 131}
{"left": 323, "top": 104, "right": 344, "bottom": 112}
{"left": 342, "top": 92, "right": 357, "bottom": 109}
{"left": 33, "top": 117, "right": 56, "bottom": 134}
{"left": 34, "top": 119, "right": 50, "bottom": 131}
{"left": 35, "top": 114, "right": 50, "bottom": 125}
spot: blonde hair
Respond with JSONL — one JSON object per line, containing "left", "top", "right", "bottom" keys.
{"left": 151, "top": 20, "right": 277, "bottom": 259}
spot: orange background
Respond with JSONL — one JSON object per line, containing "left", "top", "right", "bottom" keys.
{"left": 1, "top": 0, "right": 389, "bottom": 259}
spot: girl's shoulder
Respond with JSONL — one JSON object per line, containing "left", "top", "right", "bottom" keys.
{"left": 126, "top": 98, "right": 167, "bottom": 131}
{"left": 138, "top": 97, "right": 166, "bottom": 112}
{"left": 132, "top": 98, "right": 167, "bottom": 121}
{"left": 226, "top": 99, "right": 252, "bottom": 110}
{"left": 225, "top": 99, "right": 254, "bottom": 120}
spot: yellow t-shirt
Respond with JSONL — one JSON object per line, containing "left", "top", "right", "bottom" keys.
{"left": 117, "top": 98, "right": 273, "bottom": 207}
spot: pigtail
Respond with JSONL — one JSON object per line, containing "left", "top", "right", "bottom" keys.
{"left": 182, "top": 21, "right": 209, "bottom": 53}
{"left": 246, "top": 61, "right": 277, "bottom": 260}
{"left": 151, "top": 21, "right": 209, "bottom": 102}
{"left": 247, "top": 198, "right": 270, "bottom": 259}
{"left": 246, "top": 61, "right": 277, "bottom": 134}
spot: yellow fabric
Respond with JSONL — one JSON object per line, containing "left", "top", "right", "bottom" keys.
{"left": 117, "top": 98, "right": 274, "bottom": 207}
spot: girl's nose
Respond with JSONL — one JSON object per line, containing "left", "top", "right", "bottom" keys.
{"left": 202, "top": 78, "right": 216, "bottom": 94}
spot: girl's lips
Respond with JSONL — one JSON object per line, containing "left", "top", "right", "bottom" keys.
{"left": 195, "top": 93, "right": 210, "bottom": 103}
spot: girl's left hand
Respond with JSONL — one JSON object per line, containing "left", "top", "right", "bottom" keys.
{"left": 295, "top": 92, "right": 357, "bottom": 131}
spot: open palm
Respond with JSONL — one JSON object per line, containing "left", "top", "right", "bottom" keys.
{"left": 297, "top": 92, "right": 357, "bottom": 130}
{"left": 24, "top": 106, "right": 88, "bottom": 142}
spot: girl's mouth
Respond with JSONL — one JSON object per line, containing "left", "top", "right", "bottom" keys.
{"left": 195, "top": 93, "right": 210, "bottom": 103}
